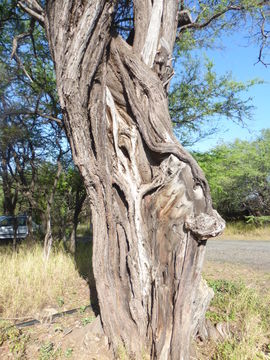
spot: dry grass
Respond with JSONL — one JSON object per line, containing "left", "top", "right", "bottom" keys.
{"left": 0, "top": 244, "right": 89, "bottom": 319}
{"left": 219, "top": 221, "right": 270, "bottom": 241}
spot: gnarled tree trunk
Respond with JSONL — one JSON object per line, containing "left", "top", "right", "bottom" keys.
{"left": 43, "top": 1, "right": 225, "bottom": 358}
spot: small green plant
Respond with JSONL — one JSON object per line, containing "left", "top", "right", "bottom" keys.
{"left": 10, "top": 328, "right": 29, "bottom": 358}
{"left": 38, "top": 341, "right": 62, "bottom": 360}
{"left": 0, "top": 320, "right": 10, "bottom": 345}
{"left": 39, "top": 342, "right": 54, "bottom": 360}
{"left": 65, "top": 347, "right": 73, "bottom": 358}
{"left": 81, "top": 316, "right": 95, "bottom": 326}
{"left": 0, "top": 322, "right": 30, "bottom": 359}
{"left": 79, "top": 305, "right": 87, "bottom": 313}
{"left": 57, "top": 297, "right": 64, "bottom": 308}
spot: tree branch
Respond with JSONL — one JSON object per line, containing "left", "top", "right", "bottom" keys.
{"left": 3, "top": 109, "right": 63, "bottom": 126}
{"left": 18, "top": 0, "right": 44, "bottom": 24}
{"left": 255, "top": 9, "right": 270, "bottom": 66}
{"left": 11, "top": 32, "right": 34, "bottom": 82}
{"left": 178, "top": 1, "right": 270, "bottom": 34}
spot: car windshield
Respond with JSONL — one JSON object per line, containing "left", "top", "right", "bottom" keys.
{"left": 0, "top": 218, "right": 13, "bottom": 227}
{"left": 17, "top": 217, "right": 27, "bottom": 226}
{"left": 0, "top": 217, "right": 27, "bottom": 227}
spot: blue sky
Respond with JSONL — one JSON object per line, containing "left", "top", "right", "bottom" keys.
{"left": 187, "top": 31, "right": 270, "bottom": 152}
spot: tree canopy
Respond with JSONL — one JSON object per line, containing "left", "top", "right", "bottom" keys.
{"left": 194, "top": 129, "right": 270, "bottom": 219}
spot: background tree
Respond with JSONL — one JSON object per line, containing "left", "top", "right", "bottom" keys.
{"left": 0, "top": 0, "right": 69, "bottom": 251}
{"left": 54, "top": 167, "right": 86, "bottom": 252}
{"left": 170, "top": 56, "right": 261, "bottom": 146}
{"left": 194, "top": 129, "right": 270, "bottom": 219}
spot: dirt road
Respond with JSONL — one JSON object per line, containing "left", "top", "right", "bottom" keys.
{"left": 205, "top": 240, "right": 270, "bottom": 271}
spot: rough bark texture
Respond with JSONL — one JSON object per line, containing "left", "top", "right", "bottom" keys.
{"left": 44, "top": 1, "right": 225, "bottom": 358}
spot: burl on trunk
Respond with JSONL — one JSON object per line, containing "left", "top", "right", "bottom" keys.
{"left": 43, "top": 0, "right": 225, "bottom": 358}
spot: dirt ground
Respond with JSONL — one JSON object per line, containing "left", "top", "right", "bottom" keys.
{"left": 0, "top": 301, "right": 113, "bottom": 360}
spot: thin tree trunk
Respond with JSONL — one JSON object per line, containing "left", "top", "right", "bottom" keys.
{"left": 70, "top": 190, "right": 86, "bottom": 254}
{"left": 44, "top": 1, "right": 225, "bottom": 358}
{"left": 1, "top": 156, "right": 17, "bottom": 216}
{"left": 43, "top": 158, "right": 62, "bottom": 261}
{"left": 12, "top": 216, "right": 18, "bottom": 252}
{"left": 27, "top": 206, "right": 34, "bottom": 240}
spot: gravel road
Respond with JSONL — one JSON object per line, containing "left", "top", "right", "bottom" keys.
{"left": 205, "top": 240, "right": 270, "bottom": 272}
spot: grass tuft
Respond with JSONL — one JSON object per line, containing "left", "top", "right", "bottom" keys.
{"left": 205, "top": 279, "right": 270, "bottom": 359}
{"left": 0, "top": 244, "right": 88, "bottom": 318}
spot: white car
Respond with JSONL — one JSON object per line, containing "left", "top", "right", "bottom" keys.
{"left": 0, "top": 216, "right": 28, "bottom": 239}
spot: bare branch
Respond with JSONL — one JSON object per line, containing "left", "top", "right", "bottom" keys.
{"left": 3, "top": 109, "right": 63, "bottom": 126}
{"left": 18, "top": 0, "right": 44, "bottom": 24}
{"left": 179, "top": 5, "right": 242, "bottom": 33}
{"left": 178, "top": 1, "right": 270, "bottom": 34}
{"left": 11, "top": 32, "right": 29, "bottom": 60}
{"left": 12, "top": 52, "right": 34, "bottom": 82}
{"left": 10, "top": 21, "right": 36, "bottom": 82}
{"left": 255, "top": 9, "right": 270, "bottom": 66}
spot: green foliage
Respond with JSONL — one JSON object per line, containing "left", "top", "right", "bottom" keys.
{"left": 170, "top": 0, "right": 268, "bottom": 145}
{"left": 194, "top": 129, "right": 270, "bottom": 218}
{"left": 245, "top": 215, "right": 270, "bottom": 226}
{"left": 169, "top": 54, "right": 260, "bottom": 146}
{"left": 176, "top": 0, "right": 269, "bottom": 55}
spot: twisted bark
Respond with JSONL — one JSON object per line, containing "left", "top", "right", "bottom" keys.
{"left": 42, "top": 1, "right": 225, "bottom": 358}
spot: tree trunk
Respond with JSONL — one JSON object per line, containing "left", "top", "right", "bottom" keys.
{"left": 1, "top": 156, "right": 17, "bottom": 216}
{"left": 44, "top": 210, "right": 53, "bottom": 260}
{"left": 70, "top": 190, "right": 86, "bottom": 254}
{"left": 44, "top": 1, "right": 225, "bottom": 358}
{"left": 43, "top": 158, "right": 62, "bottom": 260}
{"left": 12, "top": 216, "right": 18, "bottom": 252}
{"left": 27, "top": 205, "right": 34, "bottom": 240}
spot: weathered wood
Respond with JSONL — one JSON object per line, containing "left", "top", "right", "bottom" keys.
{"left": 41, "top": 0, "right": 225, "bottom": 358}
